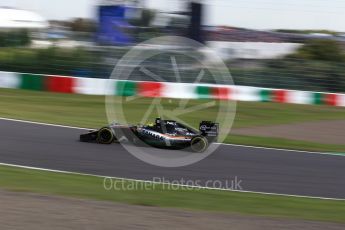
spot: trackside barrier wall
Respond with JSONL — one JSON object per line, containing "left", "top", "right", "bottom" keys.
{"left": 0, "top": 71, "right": 344, "bottom": 107}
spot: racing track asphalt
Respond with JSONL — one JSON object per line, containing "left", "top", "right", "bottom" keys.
{"left": 0, "top": 118, "right": 344, "bottom": 199}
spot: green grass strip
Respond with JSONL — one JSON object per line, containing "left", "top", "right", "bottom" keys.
{"left": 0, "top": 165, "right": 344, "bottom": 223}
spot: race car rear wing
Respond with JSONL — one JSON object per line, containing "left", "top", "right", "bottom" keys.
{"left": 199, "top": 121, "right": 219, "bottom": 140}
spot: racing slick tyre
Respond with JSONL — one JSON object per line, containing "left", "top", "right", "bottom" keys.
{"left": 97, "top": 127, "right": 115, "bottom": 144}
{"left": 190, "top": 136, "right": 209, "bottom": 153}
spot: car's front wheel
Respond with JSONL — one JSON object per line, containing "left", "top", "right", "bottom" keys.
{"left": 190, "top": 136, "right": 208, "bottom": 153}
{"left": 97, "top": 127, "right": 115, "bottom": 144}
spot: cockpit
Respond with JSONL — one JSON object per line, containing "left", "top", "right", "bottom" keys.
{"left": 143, "top": 118, "right": 194, "bottom": 136}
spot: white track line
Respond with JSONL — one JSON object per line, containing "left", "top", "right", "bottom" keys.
{"left": 0, "top": 117, "right": 89, "bottom": 130}
{"left": 0, "top": 162, "right": 344, "bottom": 201}
{"left": 217, "top": 143, "right": 345, "bottom": 157}
{"left": 0, "top": 116, "right": 343, "bottom": 157}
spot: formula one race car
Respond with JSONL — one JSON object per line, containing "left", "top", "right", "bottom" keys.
{"left": 80, "top": 118, "right": 219, "bottom": 152}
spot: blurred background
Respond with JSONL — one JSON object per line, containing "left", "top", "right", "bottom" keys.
{"left": 0, "top": 2, "right": 345, "bottom": 229}
{"left": 0, "top": 0, "right": 345, "bottom": 91}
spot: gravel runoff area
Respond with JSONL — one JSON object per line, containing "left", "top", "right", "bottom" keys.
{"left": 0, "top": 190, "right": 344, "bottom": 230}
{"left": 232, "top": 120, "right": 345, "bottom": 145}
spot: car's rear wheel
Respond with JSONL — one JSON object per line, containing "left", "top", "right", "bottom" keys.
{"left": 97, "top": 127, "right": 115, "bottom": 144}
{"left": 190, "top": 136, "right": 208, "bottom": 153}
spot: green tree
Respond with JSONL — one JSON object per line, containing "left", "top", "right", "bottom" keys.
{"left": 69, "top": 18, "right": 96, "bottom": 33}
{"left": 0, "top": 30, "right": 30, "bottom": 47}
{"left": 291, "top": 39, "right": 345, "bottom": 62}
{"left": 129, "top": 9, "right": 156, "bottom": 27}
